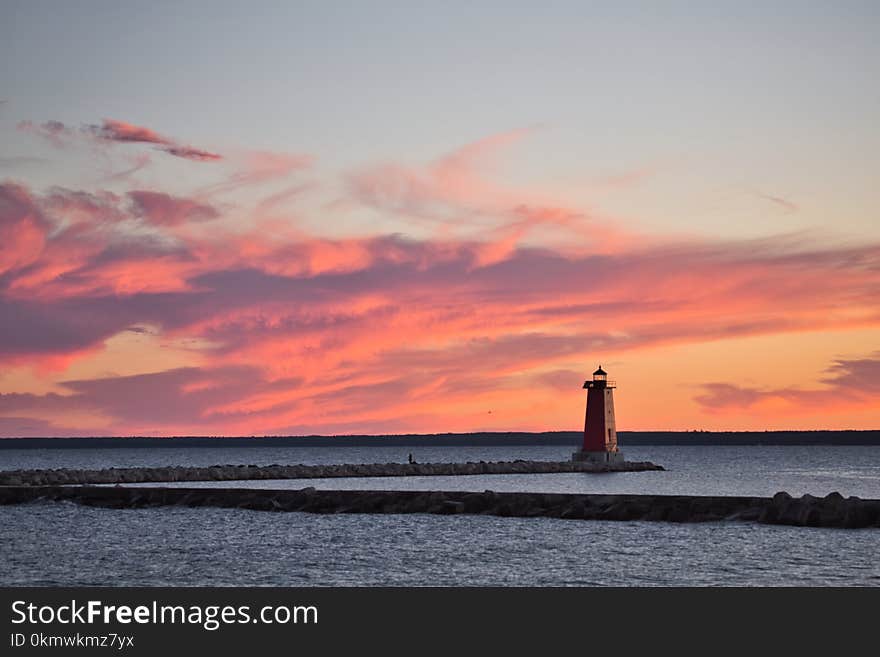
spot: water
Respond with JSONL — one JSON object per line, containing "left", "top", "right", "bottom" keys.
{"left": 3, "top": 444, "right": 880, "bottom": 498}
{"left": 0, "top": 444, "right": 574, "bottom": 471}
{"left": 1, "top": 503, "right": 877, "bottom": 586}
{"left": 1, "top": 444, "right": 879, "bottom": 586}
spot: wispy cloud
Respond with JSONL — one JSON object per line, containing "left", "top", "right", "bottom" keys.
{"left": 695, "top": 353, "right": 880, "bottom": 415}
{"left": 102, "top": 153, "right": 152, "bottom": 181}
{"left": 201, "top": 150, "right": 313, "bottom": 197}
{"left": 128, "top": 190, "right": 219, "bottom": 226}
{"left": 17, "top": 120, "right": 75, "bottom": 148}
{"left": 756, "top": 191, "right": 799, "bottom": 214}
{"left": 346, "top": 128, "right": 626, "bottom": 265}
{"left": 18, "top": 117, "right": 222, "bottom": 162}
{"left": 85, "top": 119, "right": 169, "bottom": 145}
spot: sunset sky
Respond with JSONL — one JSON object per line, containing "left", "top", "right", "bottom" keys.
{"left": 1, "top": 1, "right": 878, "bottom": 436}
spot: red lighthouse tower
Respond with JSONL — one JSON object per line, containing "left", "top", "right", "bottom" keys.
{"left": 572, "top": 366, "right": 624, "bottom": 464}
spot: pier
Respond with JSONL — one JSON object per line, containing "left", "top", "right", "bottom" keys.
{"left": 0, "top": 459, "right": 663, "bottom": 486}
{"left": 0, "top": 485, "right": 876, "bottom": 528}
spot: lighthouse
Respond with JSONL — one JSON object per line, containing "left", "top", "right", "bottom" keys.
{"left": 572, "top": 366, "right": 624, "bottom": 464}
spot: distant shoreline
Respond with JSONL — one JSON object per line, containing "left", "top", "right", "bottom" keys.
{"left": 0, "top": 430, "right": 878, "bottom": 448}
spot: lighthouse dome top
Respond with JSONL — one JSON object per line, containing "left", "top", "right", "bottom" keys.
{"left": 584, "top": 366, "right": 615, "bottom": 389}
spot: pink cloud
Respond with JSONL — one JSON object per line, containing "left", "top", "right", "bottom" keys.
{"left": 0, "top": 182, "right": 50, "bottom": 275}
{"left": 19, "top": 117, "right": 222, "bottom": 162}
{"left": 85, "top": 119, "right": 223, "bottom": 161}
{"left": 2, "top": 128, "right": 880, "bottom": 435}
{"left": 202, "top": 150, "right": 313, "bottom": 197}
{"left": 128, "top": 190, "right": 219, "bottom": 226}
{"left": 3, "top": 177, "right": 880, "bottom": 374}
{"left": 346, "top": 130, "right": 531, "bottom": 223}
{"left": 85, "top": 119, "right": 170, "bottom": 145}
{"left": 347, "top": 129, "right": 627, "bottom": 261}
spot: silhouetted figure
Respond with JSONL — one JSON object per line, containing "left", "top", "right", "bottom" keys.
{"left": 408, "top": 453, "right": 416, "bottom": 464}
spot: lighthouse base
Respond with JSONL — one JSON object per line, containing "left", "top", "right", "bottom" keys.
{"left": 571, "top": 450, "right": 625, "bottom": 464}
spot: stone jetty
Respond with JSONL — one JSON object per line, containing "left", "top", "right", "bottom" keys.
{"left": 0, "top": 459, "right": 663, "bottom": 487}
{"left": 0, "top": 485, "right": 876, "bottom": 528}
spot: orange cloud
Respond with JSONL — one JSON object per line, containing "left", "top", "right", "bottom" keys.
{"left": 695, "top": 354, "right": 880, "bottom": 417}
{"left": 1, "top": 132, "right": 880, "bottom": 435}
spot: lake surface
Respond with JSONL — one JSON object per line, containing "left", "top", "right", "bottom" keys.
{"left": 1, "top": 443, "right": 878, "bottom": 586}
{"left": 2, "top": 502, "right": 877, "bottom": 586}
{"left": 3, "top": 444, "right": 879, "bottom": 498}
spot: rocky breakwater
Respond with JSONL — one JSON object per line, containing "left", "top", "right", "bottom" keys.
{"left": 0, "top": 459, "right": 664, "bottom": 486}
{"left": 0, "top": 486, "right": 876, "bottom": 528}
